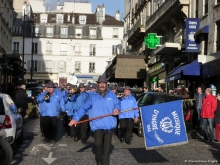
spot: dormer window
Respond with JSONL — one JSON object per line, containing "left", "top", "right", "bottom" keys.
{"left": 67, "top": 15, "right": 70, "bottom": 22}
{"left": 40, "top": 14, "right": 48, "bottom": 23}
{"left": 57, "top": 14, "right": 63, "bottom": 23}
{"left": 72, "top": 17, "right": 75, "bottom": 24}
{"left": 79, "top": 15, "right": 86, "bottom": 24}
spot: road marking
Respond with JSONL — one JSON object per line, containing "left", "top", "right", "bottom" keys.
{"left": 31, "top": 146, "right": 40, "bottom": 155}
{"left": 38, "top": 144, "right": 55, "bottom": 150}
{"left": 58, "top": 144, "right": 67, "bottom": 146}
{"left": 42, "top": 152, "right": 57, "bottom": 165}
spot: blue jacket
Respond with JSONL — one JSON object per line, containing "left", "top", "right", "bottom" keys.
{"left": 36, "top": 91, "right": 65, "bottom": 117}
{"left": 194, "top": 93, "right": 206, "bottom": 109}
{"left": 73, "top": 90, "right": 121, "bottom": 131}
{"left": 119, "top": 94, "right": 139, "bottom": 119}
{"left": 65, "top": 94, "right": 77, "bottom": 116}
{"left": 73, "top": 91, "right": 89, "bottom": 113}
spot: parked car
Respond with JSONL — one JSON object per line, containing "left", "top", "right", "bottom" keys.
{"left": 116, "top": 87, "right": 143, "bottom": 100}
{"left": 133, "top": 92, "right": 195, "bottom": 137}
{"left": 0, "top": 94, "right": 23, "bottom": 152}
{"left": 27, "top": 87, "right": 43, "bottom": 98}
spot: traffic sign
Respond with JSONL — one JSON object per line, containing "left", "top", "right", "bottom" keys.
{"left": 144, "top": 33, "right": 160, "bottom": 49}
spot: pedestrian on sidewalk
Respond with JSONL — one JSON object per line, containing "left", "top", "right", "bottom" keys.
{"left": 69, "top": 76, "right": 120, "bottom": 165}
{"left": 214, "top": 92, "right": 220, "bottom": 142}
{"left": 201, "top": 88, "right": 217, "bottom": 142}
{"left": 119, "top": 86, "right": 139, "bottom": 145}
{"left": 194, "top": 86, "right": 206, "bottom": 129}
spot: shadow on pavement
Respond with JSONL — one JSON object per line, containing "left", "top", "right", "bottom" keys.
{"left": 128, "top": 148, "right": 168, "bottom": 163}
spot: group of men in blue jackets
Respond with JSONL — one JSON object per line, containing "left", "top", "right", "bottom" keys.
{"left": 37, "top": 76, "right": 139, "bottom": 165}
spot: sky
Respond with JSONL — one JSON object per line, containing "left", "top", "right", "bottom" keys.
{"left": 45, "top": 0, "right": 124, "bottom": 18}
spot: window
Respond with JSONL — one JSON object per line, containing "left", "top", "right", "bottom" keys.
{"left": 75, "top": 61, "right": 81, "bottom": 73}
{"left": 40, "top": 14, "right": 47, "bottom": 23}
{"left": 204, "top": 0, "right": 208, "bottom": 15}
{"left": 72, "top": 17, "right": 75, "bottom": 24}
{"left": 59, "top": 61, "right": 66, "bottom": 72}
{"left": 31, "top": 27, "right": 39, "bottom": 37}
{"left": 45, "top": 60, "right": 52, "bottom": 72}
{"left": 90, "top": 28, "right": 97, "bottom": 38}
{"left": 13, "top": 42, "right": 19, "bottom": 54}
{"left": 57, "top": 14, "right": 63, "bottom": 23}
{"left": 32, "top": 43, "right": 38, "bottom": 54}
{"left": 112, "top": 45, "right": 117, "bottom": 54}
{"left": 75, "top": 44, "right": 81, "bottom": 54}
{"left": 13, "top": 26, "right": 21, "bottom": 34}
{"left": 75, "top": 28, "right": 82, "bottom": 38}
{"left": 137, "top": 94, "right": 155, "bottom": 107}
{"left": 33, "top": 60, "right": 37, "bottom": 72}
{"left": 112, "top": 28, "right": 118, "bottom": 38}
{"left": 46, "top": 42, "right": 52, "bottom": 54}
{"left": 0, "top": 98, "right": 5, "bottom": 115}
{"left": 46, "top": 27, "right": 53, "bottom": 37}
{"left": 60, "top": 43, "right": 67, "bottom": 55}
{"left": 89, "top": 62, "right": 95, "bottom": 73}
{"left": 67, "top": 15, "right": 71, "bottom": 22}
{"left": 60, "top": 27, "right": 68, "bottom": 37}
{"left": 89, "top": 44, "right": 96, "bottom": 56}
{"left": 79, "top": 15, "right": 86, "bottom": 24}
{"left": 27, "top": 60, "right": 31, "bottom": 71}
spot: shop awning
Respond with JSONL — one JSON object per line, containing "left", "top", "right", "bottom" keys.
{"left": 194, "top": 25, "right": 209, "bottom": 37}
{"left": 115, "top": 57, "right": 146, "bottom": 79}
{"left": 164, "top": 60, "right": 200, "bottom": 82}
{"left": 154, "top": 43, "right": 185, "bottom": 55}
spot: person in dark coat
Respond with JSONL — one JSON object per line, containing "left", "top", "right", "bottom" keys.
{"left": 215, "top": 92, "right": 220, "bottom": 142}
{"left": 15, "top": 84, "right": 33, "bottom": 119}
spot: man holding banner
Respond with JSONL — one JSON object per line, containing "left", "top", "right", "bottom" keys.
{"left": 69, "top": 76, "right": 120, "bottom": 165}
{"left": 119, "top": 86, "right": 139, "bottom": 144}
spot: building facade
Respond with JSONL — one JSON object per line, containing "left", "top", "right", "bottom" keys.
{"left": 0, "top": 0, "right": 15, "bottom": 84}
{"left": 13, "top": 1, "right": 123, "bottom": 85}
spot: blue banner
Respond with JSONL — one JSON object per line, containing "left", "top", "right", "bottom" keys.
{"left": 140, "top": 100, "right": 188, "bottom": 150}
{"left": 185, "top": 18, "right": 200, "bottom": 52}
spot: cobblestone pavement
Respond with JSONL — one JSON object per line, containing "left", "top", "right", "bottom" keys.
{"left": 11, "top": 117, "right": 220, "bottom": 165}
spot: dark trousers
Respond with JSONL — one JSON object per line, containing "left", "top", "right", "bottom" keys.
{"left": 40, "top": 115, "right": 43, "bottom": 134}
{"left": 81, "top": 115, "right": 89, "bottom": 141}
{"left": 42, "top": 116, "right": 58, "bottom": 140}
{"left": 94, "top": 130, "right": 113, "bottom": 165}
{"left": 120, "top": 118, "right": 134, "bottom": 143}
{"left": 64, "top": 116, "right": 74, "bottom": 137}
{"left": 72, "top": 122, "right": 80, "bottom": 138}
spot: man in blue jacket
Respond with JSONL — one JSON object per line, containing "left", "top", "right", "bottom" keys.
{"left": 69, "top": 76, "right": 120, "bottom": 165}
{"left": 119, "top": 86, "right": 139, "bottom": 145}
{"left": 72, "top": 83, "right": 89, "bottom": 142}
{"left": 37, "top": 81, "right": 66, "bottom": 144}
{"left": 64, "top": 85, "right": 77, "bottom": 137}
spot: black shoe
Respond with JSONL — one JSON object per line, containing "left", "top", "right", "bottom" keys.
{"left": 42, "top": 138, "right": 49, "bottom": 143}
{"left": 74, "top": 137, "right": 78, "bottom": 142}
{"left": 81, "top": 140, "right": 86, "bottom": 144}
{"left": 96, "top": 161, "right": 103, "bottom": 165}
{"left": 120, "top": 137, "right": 124, "bottom": 143}
{"left": 125, "top": 142, "right": 131, "bottom": 145}
{"left": 51, "top": 140, "right": 56, "bottom": 144}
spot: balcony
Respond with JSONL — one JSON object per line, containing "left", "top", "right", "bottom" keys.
{"left": 127, "top": 16, "right": 146, "bottom": 45}
{"left": 89, "top": 52, "right": 96, "bottom": 56}
{"left": 89, "top": 69, "right": 95, "bottom": 73}
{"left": 75, "top": 68, "right": 81, "bottom": 73}
{"left": 132, "top": 0, "right": 148, "bottom": 18}
{"left": 145, "top": 0, "right": 188, "bottom": 32}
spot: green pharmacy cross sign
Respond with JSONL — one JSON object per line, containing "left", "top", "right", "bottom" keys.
{"left": 144, "top": 33, "right": 161, "bottom": 49}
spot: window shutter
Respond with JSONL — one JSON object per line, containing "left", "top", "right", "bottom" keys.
{"left": 42, "top": 61, "right": 46, "bottom": 72}
{"left": 63, "top": 61, "right": 66, "bottom": 72}
{"left": 39, "top": 25, "right": 45, "bottom": 37}
{"left": 37, "top": 61, "right": 41, "bottom": 72}
{"left": 57, "top": 61, "right": 60, "bottom": 72}
{"left": 27, "top": 61, "right": 30, "bottom": 71}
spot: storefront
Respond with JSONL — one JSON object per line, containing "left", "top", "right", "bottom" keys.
{"left": 202, "top": 58, "right": 220, "bottom": 96}
{"left": 148, "top": 62, "right": 166, "bottom": 91}
{"left": 24, "top": 73, "right": 58, "bottom": 83}
{"left": 106, "top": 55, "right": 146, "bottom": 87}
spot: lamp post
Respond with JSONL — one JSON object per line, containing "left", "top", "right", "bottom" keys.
{"left": 22, "top": 9, "right": 26, "bottom": 83}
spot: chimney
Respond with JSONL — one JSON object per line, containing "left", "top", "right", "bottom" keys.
{"left": 115, "top": 10, "right": 120, "bottom": 21}
{"left": 96, "top": 4, "right": 105, "bottom": 24}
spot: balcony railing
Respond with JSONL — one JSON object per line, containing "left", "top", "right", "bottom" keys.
{"left": 128, "top": 16, "right": 146, "bottom": 39}
{"left": 89, "top": 52, "right": 96, "bottom": 56}
{"left": 145, "top": 0, "right": 178, "bottom": 32}
{"left": 89, "top": 69, "right": 95, "bottom": 73}
{"left": 46, "top": 33, "right": 53, "bottom": 37}
{"left": 13, "top": 50, "right": 19, "bottom": 54}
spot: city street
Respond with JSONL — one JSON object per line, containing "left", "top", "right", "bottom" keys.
{"left": 11, "top": 117, "right": 220, "bottom": 165}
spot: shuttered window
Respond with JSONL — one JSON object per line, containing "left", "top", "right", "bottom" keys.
{"left": 46, "top": 27, "right": 53, "bottom": 37}
{"left": 46, "top": 43, "right": 52, "bottom": 54}
{"left": 60, "top": 44, "right": 67, "bottom": 55}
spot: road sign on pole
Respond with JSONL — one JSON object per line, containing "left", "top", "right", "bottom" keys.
{"left": 144, "top": 33, "right": 161, "bottom": 49}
